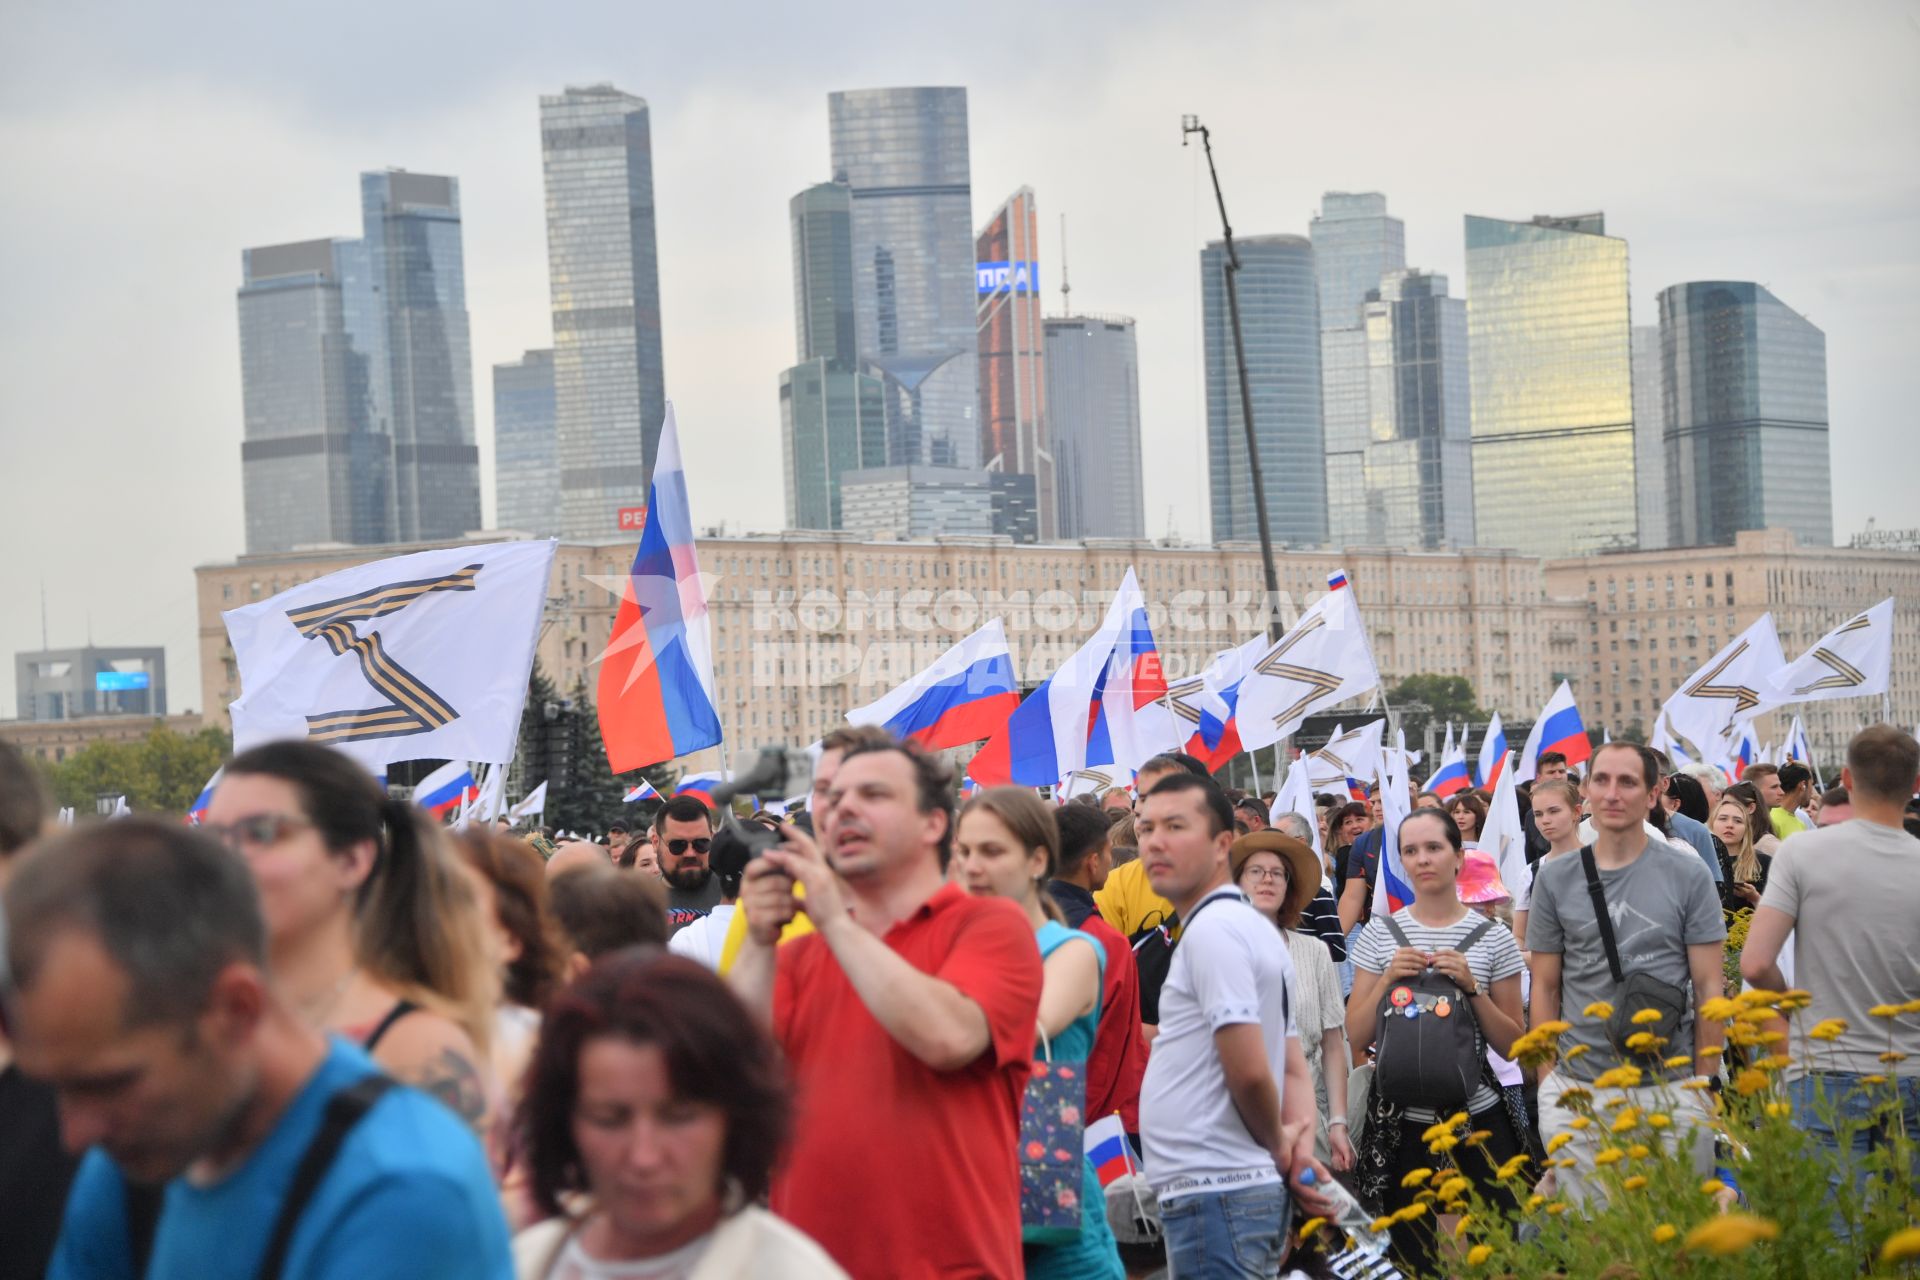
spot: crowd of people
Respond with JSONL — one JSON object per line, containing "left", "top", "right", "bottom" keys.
{"left": 0, "top": 718, "right": 1916, "bottom": 1279}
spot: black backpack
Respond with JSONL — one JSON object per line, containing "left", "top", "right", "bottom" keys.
{"left": 1371, "top": 915, "right": 1494, "bottom": 1113}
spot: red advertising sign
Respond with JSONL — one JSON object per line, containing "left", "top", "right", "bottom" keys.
{"left": 616, "top": 506, "right": 649, "bottom": 531}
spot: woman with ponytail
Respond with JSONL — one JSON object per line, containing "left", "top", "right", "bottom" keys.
{"left": 204, "top": 740, "right": 498, "bottom": 1133}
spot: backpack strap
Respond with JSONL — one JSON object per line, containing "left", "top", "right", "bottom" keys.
{"left": 1453, "top": 918, "right": 1496, "bottom": 956}
{"left": 125, "top": 1180, "right": 165, "bottom": 1279}
{"left": 254, "top": 1075, "right": 400, "bottom": 1280}
{"left": 1578, "top": 844, "right": 1627, "bottom": 985}
{"left": 1378, "top": 912, "right": 1412, "bottom": 949}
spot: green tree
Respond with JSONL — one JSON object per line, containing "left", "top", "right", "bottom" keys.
{"left": 1386, "top": 674, "right": 1485, "bottom": 741}
{"left": 45, "top": 722, "right": 231, "bottom": 816}
{"left": 515, "top": 663, "right": 667, "bottom": 837}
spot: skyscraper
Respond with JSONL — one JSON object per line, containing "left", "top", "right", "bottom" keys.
{"left": 1202, "top": 235, "right": 1327, "bottom": 546}
{"left": 1465, "top": 213, "right": 1636, "bottom": 558}
{"left": 1375, "top": 272, "right": 1474, "bottom": 548}
{"left": 781, "top": 180, "right": 885, "bottom": 530}
{"left": 359, "top": 170, "right": 480, "bottom": 543}
{"left": 1045, "top": 314, "right": 1145, "bottom": 540}
{"left": 1310, "top": 192, "right": 1406, "bottom": 330}
{"left": 237, "top": 237, "right": 393, "bottom": 553}
{"left": 494, "top": 349, "right": 558, "bottom": 535}
{"left": 1630, "top": 325, "right": 1668, "bottom": 550}
{"left": 540, "top": 85, "right": 667, "bottom": 539}
{"left": 828, "top": 87, "right": 977, "bottom": 469}
{"left": 976, "top": 187, "right": 1052, "bottom": 541}
{"left": 1660, "top": 282, "right": 1831, "bottom": 548}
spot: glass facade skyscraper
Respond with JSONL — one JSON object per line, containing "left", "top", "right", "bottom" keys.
{"left": 1321, "top": 323, "right": 1370, "bottom": 547}
{"left": 976, "top": 187, "right": 1051, "bottom": 542}
{"left": 540, "top": 85, "right": 667, "bottom": 539}
{"left": 1631, "top": 325, "right": 1669, "bottom": 550}
{"left": 1660, "top": 282, "right": 1831, "bottom": 548}
{"left": 1202, "top": 235, "right": 1327, "bottom": 546}
{"left": 1045, "top": 314, "right": 1145, "bottom": 540}
{"left": 494, "top": 349, "right": 558, "bottom": 535}
{"left": 828, "top": 87, "right": 977, "bottom": 469}
{"left": 1466, "top": 213, "right": 1636, "bottom": 558}
{"left": 360, "top": 170, "right": 480, "bottom": 543}
{"left": 791, "top": 180, "right": 857, "bottom": 366}
{"left": 780, "top": 357, "right": 886, "bottom": 530}
{"left": 1310, "top": 192, "right": 1406, "bottom": 331}
{"left": 237, "top": 237, "right": 393, "bottom": 553}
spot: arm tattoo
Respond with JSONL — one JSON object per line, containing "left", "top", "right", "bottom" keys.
{"left": 410, "top": 1047, "right": 488, "bottom": 1130}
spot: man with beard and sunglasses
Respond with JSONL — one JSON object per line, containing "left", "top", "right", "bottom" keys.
{"left": 651, "top": 794, "right": 723, "bottom": 934}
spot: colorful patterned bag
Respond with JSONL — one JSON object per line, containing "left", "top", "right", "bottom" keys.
{"left": 1019, "top": 1028, "right": 1087, "bottom": 1244}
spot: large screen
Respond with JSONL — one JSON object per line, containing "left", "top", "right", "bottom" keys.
{"left": 95, "top": 671, "right": 151, "bottom": 691}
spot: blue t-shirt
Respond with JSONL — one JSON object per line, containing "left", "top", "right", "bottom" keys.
{"left": 50, "top": 1037, "right": 511, "bottom": 1280}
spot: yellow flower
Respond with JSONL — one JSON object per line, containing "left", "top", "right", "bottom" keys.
{"left": 1593, "top": 1066, "right": 1643, "bottom": 1089}
{"left": 1420, "top": 1118, "right": 1455, "bottom": 1144}
{"left": 1584, "top": 1001, "right": 1615, "bottom": 1019}
{"left": 1863, "top": 1074, "right": 1889, "bottom": 1085}
{"left": 1734, "top": 989, "right": 1780, "bottom": 1010}
{"left": 1698, "top": 996, "right": 1738, "bottom": 1020}
{"left": 1631, "top": 1007, "right": 1665, "bottom": 1025}
{"left": 1698, "top": 1045, "right": 1724, "bottom": 1058}
{"left": 1610, "top": 1108, "right": 1640, "bottom": 1133}
{"left": 1437, "top": 1175, "right": 1472, "bottom": 1202}
{"left": 1525, "top": 1193, "right": 1545, "bottom": 1211}
{"left": 1680, "top": 1079, "right": 1712, "bottom": 1092}
{"left": 1761, "top": 1053, "right": 1792, "bottom": 1071}
{"left": 1391, "top": 1202, "right": 1428, "bottom": 1223}
{"left": 1622, "top": 1175, "right": 1648, "bottom": 1191}
{"left": 1466, "top": 1243, "right": 1493, "bottom": 1266}
{"left": 1882, "top": 1227, "right": 1920, "bottom": 1264}
{"left": 1368, "top": 1215, "right": 1394, "bottom": 1233}
{"left": 1557, "top": 1085, "right": 1593, "bottom": 1106}
{"left": 1495, "top": 1154, "right": 1530, "bottom": 1179}
{"left": 1298, "top": 1217, "right": 1326, "bottom": 1239}
{"left": 1765, "top": 1101, "right": 1791, "bottom": 1118}
{"left": 1569, "top": 1116, "right": 1593, "bottom": 1131}
{"left": 1429, "top": 1135, "right": 1459, "bottom": 1154}
{"left": 1700, "top": 1178, "right": 1728, "bottom": 1195}
{"left": 1564, "top": 1044, "right": 1591, "bottom": 1060}
{"left": 1625, "top": 1031, "right": 1658, "bottom": 1051}
{"left": 1400, "top": 1167, "right": 1434, "bottom": 1188}
{"left": 1735, "top": 1007, "right": 1778, "bottom": 1025}
{"left": 1733, "top": 1068, "right": 1771, "bottom": 1096}
{"left": 1899, "top": 999, "right": 1920, "bottom": 1015}
{"left": 1463, "top": 1128, "right": 1493, "bottom": 1148}
{"left": 1594, "top": 1147, "right": 1625, "bottom": 1166}
{"left": 1776, "top": 989, "right": 1812, "bottom": 1011}
{"left": 1684, "top": 1213, "right": 1780, "bottom": 1256}
{"left": 1653, "top": 1223, "right": 1678, "bottom": 1243}
{"left": 1880, "top": 1051, "right": 1910, "bottom": 1065}
{"left": 1627, "top": 1143, "right": 1651, "bottom": 1160}
{"left": 1546, "top": 1202, "right": 1569, "bottom": 1216}
{"left": 1808, "top": 1018, "right": 1848, "bottom": 1041}
{"left": 1453, "top": 1214, "right": 1473, "bottom": 1238}
{"left": 1663, "top": 1054, "right": 1693, "bottom": 1069}
{"left": 1647, "top": 1113, "right": 1673, "bottom": 1129}
{"left": 1868, "top": 1003, "right": 1901, "bottom": 1018}
{"left": 1534, "top": 1019, "right": 1572, "bottom": 1036}
{"left": 1544, "top": 1133, "right": 1574, "bottom": 1155}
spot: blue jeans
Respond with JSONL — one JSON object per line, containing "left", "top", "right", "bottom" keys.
{"left": 1159, "top": 1182, "right": 1289, "bottom": 1280}
{"left": 1788, "top": 1071, "right": 1920, "bottom": 1238}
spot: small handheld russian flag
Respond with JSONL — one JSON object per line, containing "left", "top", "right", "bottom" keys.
{"left": 623, "top": 778, "right": 660, "bottom": 804}
{"left": 185, "top": 767, "right": 222, "bottom": 825}
{"left": 1084, "top": 1113, "right": 1135, "bottom": 1188}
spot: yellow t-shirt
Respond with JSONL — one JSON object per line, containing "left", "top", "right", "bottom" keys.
{"left": 1770, "top": 808, "right": 1809, "bottom": 842}
{"left": 1092, "top": 858, "right": 1176, "bottom": 937}
{"left": 717, "top": 886, "right": 816, "bottom": 974}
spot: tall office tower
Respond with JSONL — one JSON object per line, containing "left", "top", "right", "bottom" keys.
{"left": 1465, "top": 213, "right": 1636, "bottom": 558}
{"left": 359, "top": 170, "right": 480, "bottom": 542}
{"left": 540, "top": 84, "right": 667, "bottom": 538}
{"left": 237, "top": 238, "right": 393, "bottom": 553}
{"left": 976, "top": 187, "right": 1052, "bottom": 541}
{"left": 1202, "top": 235, "right": 1327, "bottom": 546}
{"left": 828, "top": 87, "right": 978, "bottom": 469}
{"left": 494, "top": 349, "right": 558, "bottom": 535}
{"left": 839, "top": 465, "right": 994, "bottom": 539}
{"left": 1660, "top": 282, "right": 1831, "bottom": 548}
{"left": 1310, "top": 192, "right": 1406, "bottom": 330}
{"left": 782, "top": 180, "right": 885, "bottom": 530}
{"left": 1630, "top": 325, "right": 1669, "bottom": 550}
{"left": 1357, "top": 271, "right": 1474, "bottom": 550}
{"left": 1045, "top": 314, "right": 1146, "bottom": 540}
{"left": 1320, "top": 322, "right": 1370, "bottom": 547}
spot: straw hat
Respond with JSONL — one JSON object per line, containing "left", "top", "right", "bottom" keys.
{"left": 1229, "top": 831, "right": 1320, "bottom": 927}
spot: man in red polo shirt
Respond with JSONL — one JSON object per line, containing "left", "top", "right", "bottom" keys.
{"left": 732, "top": 740, "right": 1043, "bottom": 1278}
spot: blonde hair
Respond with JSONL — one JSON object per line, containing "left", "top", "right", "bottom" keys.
{"left": 1715, "top": 797, "right": 1761, "bottom": 886}
{"left": 959, "top": 787, "right": 1064, "bottom": 924}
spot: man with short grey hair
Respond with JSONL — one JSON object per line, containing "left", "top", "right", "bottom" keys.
{"left": 5, "top": 820, "right": 511, "bottom": 1278}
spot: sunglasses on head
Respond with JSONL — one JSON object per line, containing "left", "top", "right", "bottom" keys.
{"left": 666, "top": 837, "right": 711, "bottom": 856}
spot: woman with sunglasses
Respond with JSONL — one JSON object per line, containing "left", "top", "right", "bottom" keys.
{"left": 952, "top": 787, "right": 1125, "bottom": 1280}
{"left": 205, "top": 741, "right": 498, "bottom": 1133}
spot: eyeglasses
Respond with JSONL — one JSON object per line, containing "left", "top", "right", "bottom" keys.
{"left": 1240, "top": 866, "right": 1290, "bottom": 884}
{"left": 665, "top": 838, "right": 711, "bottom": 856}
{"left": 201, "top": 812, "right": 312, "bottom": 853}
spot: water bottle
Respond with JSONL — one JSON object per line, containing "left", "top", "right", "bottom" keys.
{"left": 1297, "top": 1166, "right": 1391, "bottom": 1255}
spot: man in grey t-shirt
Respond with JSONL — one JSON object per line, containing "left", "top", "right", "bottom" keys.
{"left": 1527, "top": 742, "right": 1726, "bottom": 1209}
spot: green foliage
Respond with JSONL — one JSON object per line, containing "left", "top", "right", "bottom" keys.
{"left": 1388, "top": 675, "right": 1485, "bottom": 739}
{"left": 42, "top": 722, "right": 231, "bottom": 816}
{"left": 515, "top": 662, "right": 666, "bottom": 836}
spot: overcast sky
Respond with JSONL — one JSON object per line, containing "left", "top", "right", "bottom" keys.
{"left": 3, "top": 0, "right": 1916, "bottom": 717}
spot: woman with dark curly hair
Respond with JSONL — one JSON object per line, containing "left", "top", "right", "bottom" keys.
{"left": 512, "top": 948, "right": 847, "bottom": 1279}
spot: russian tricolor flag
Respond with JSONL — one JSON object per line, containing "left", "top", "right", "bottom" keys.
{"left": 1516, "top": 681, "right": 1591, "bottom": 783}
{"left": 623, "top": 778, "right": 660, "bottom": 804}
{"left": 1474, "top": 713, "right": 1507, "bottom": 791}
{"left": 1426, "top": 741, "right": 1471, "bottom": 799}
{"left": 414, "top": 760, "right": 476, "bottom": 819}
{"left": 1182, "top": 637, "right": 1267, "bottom": 773}
{"left": 846, "top": 619, "right": 1019, "bottom": 751}
{"left": 185, "top": 767, "right": 222, "bottom": 825}
{"left": 1084, "top": 1114, "right": 1135, "bottom": 1188}
{"left": 968, "top": 569, "right": 1178, "bottom": 786}
{"left": 597, "top": 406, "right": 723, "bottom": 773}
{"left": 674, "top": 772, "right": 727, "bottom": 807}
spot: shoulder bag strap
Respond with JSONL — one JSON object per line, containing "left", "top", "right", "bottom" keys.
{"left": 125, "top": 1180, "right": 165, "bottom": 1279}
{"left": 255, "top": 1075, "right": 401, "bottom": 1280}
{"left": 1579, "top": 844, "right": 1626, "bottom": 985}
